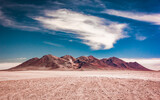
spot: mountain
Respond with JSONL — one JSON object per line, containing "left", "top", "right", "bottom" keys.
{"left": 9, "top": 54, "right": 151, "bottom": 71}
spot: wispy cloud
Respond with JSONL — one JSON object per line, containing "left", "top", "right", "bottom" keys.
{"left": 33, "top": 9, "right": 127, "bottom": 50}
{"left": 135, "top": 34, "right": 147, "bottom": 41}
{"left": 69, "top": 40, "right": 73, "bottom": 42}
{"left": 122, "top": 58, "right": 160, "bottom": 70}
{"left": 16, "top": 57, "right": 27, "bottom": 60}
{"left": 43, "top": 41, "right": 63, "bottom": 47}
{"left": 103, "top": 9, "right": 160, "bottom": 25}
{"left": 50, "top": 1, "right": 65, "bottom": 5}
{"left": 0, "top": 9, "right": 39, "bottom": 31}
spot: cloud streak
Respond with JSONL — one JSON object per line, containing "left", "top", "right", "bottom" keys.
{"left": 0, "top": 9, "right": 39, "bottom": 31}
{"left": 33, "top": 9, "right": 127, "bottom": 50}
{"left": 135, "top": 34, "right": 147, "bottom": 41}
{"left": 122, "top": 58, "right": 160, "bottom": 70}
{"left": 104, "top": 9, "right": 160, "bottom": 25}
{"left": 43, "top": 41, "right": 63, "bottom": 47}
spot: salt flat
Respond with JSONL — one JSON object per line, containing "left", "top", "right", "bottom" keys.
{"left": 0, "top": 71, "right": 160, "bottom": 100}
{"left": 0, "top": 70, "right": 160, "bottom": 81}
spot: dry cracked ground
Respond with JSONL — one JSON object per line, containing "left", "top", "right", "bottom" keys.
{"left": 0, "top": 71, "right": 160, "bottom": 100}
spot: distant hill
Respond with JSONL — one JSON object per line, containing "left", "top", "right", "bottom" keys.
{"left": 9, "top": 54, "right": 151, "bottom": 71}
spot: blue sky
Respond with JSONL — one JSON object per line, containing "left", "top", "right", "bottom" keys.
{"left": 0, "top": 0, "right": 160, "bottom": 70}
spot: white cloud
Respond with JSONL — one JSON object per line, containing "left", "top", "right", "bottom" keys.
{"left": 104, "top": 9, "right": 160, "bottom": 25}
{"left": 43, "top": 41, "right": 63, "bottom": 47}
{"left": 122, "top": 58, "right": 160, "bottom": 71}
{"left": 16, "top": 57, "right": 27, "bottom": 60}
{"left": 33, "top": 9, "right": 127, "bottom": 50}
{"left": 135, "top": 34, "right": 147, "bottom": 41}
{"left": 0, "top": 9, "right": 39, "bottom": 31}
{"left": 0, "top": 62, "right": 21, "bottom": 70}
{"left": 51, "top": 1, "right": 65, "bottom": 5}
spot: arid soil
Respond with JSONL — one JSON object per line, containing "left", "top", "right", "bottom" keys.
{"left": 0, "top": 71, "right": 160, "bottom": 100}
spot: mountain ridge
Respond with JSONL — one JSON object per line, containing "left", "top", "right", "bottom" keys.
{"left": 9, "top": 54, "right": 151, "bottom": 71}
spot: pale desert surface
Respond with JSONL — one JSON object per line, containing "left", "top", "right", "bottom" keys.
{"left": 0, "top": 71, "right": 160, "bottom": 100}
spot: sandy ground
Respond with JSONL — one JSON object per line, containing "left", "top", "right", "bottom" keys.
{"left": 0, "top": 71, "right": 160, "bottom": 100}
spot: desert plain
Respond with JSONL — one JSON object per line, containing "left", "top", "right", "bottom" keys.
{"left": 0, "top": 70, "right": 160, "bottom": 100}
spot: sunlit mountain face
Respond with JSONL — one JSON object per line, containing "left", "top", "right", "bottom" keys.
{"left": 0, "top": 0, "right": 160, "bottom": 70}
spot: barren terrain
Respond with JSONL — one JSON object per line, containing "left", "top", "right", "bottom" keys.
{"left": 0, "top": 71, "right": 160, "bottom": 100}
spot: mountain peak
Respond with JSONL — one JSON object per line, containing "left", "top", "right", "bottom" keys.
{"left": 108, "top": 56, "right": 120, "bottom": 60}
{"left": 42, "top": 54, "right": 58, "bottom": 59}
{"left": 61, "top": 55, "right": 73, "bottom": 58}
{"left": 61, "top": 55, "right": 76, "bottom": 61}
{"left": 77, "top": 56, "right": 88, "bottom": 59}
{"left": 107, "top": 57, "right": 125, "bottom": 62}
{"left": 88, "top": 55, "right": 97, "bottom": 60}
{"left": 43, "top": 54, "right": 53, "bottom": 57}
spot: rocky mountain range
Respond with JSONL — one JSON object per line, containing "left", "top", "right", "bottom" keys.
{"left": 9, "top": 54, "right": 151, "bottom": 71}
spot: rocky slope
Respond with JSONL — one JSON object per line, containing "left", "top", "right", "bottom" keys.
{"left": 9, "top": 54, "right": 150, "bottom": 71}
